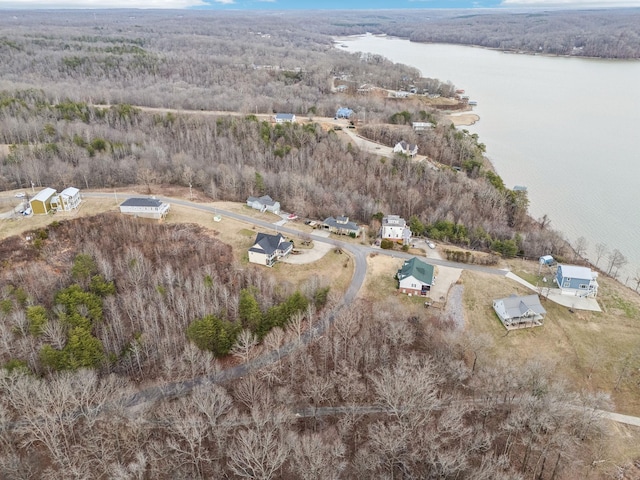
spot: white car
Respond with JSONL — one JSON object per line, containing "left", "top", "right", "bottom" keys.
{"left": 14, "top": 192, "right": 26, "bottom": 198}
{"left": 427, "top": 241, "right": 436, "bottom": 249}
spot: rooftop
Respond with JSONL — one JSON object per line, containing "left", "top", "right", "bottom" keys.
{"left": 558, "top": 264, "right": 597, "bottom": 280}
{"left": 397, "top": 257, "right": 434, "bottom": 285}
{"left": 120, "top": 197, "right": 165, "bottom": 208}
{"left": 32, "top": 187, "right": 56, "bottom": 202}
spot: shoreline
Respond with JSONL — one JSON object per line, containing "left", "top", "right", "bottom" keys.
{"left": 444, "top": 112, "right": 480, "bottom": 127}
{"left": 337, "top": 33, "right": 640, "bottom": 62}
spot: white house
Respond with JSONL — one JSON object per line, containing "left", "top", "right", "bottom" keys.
{"left": 381, "top": 215, "right": 412, "bottom": 244}
{"left": 493, "top": 294, "right": 546, "bottom": 329}
{"left": 397, "top": 257, "right": 435, "bottom": 296}
{"left": 248, "top": 233, "right": 293, "bottom": 267}
{"left": 412, "top": 122, "right": 432, "bottom": 132}
{"left": 119, "top": 197, "right": 170, "bottom": 219}
{"left": 274, "top": 113, "right": 296, "bottom": 123}
{"left": 393, "top": 141, "right": 418, "bottom": 157}
{"left": 247, "top": 195, "right": 280, "bottom": 215}
{"left": 555, "top": 264, "right": 599, "bottom": 298}
{"left": 50, "top": 187, "right": 81, "bottom": 212}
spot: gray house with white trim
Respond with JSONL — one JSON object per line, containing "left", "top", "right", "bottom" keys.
{"left": 119, "top": 197, "right": 170, "bottom": 219}
{"left": 321, "top": 216, "right": 362, "bottom": 237}
{"left": 247, "top": 195, "right": 281, "bottom": 215}
{"left": 493, "top": 294, "right": 546, "bottom": 328}
{"left": 274, "top": 113, "right": 296, "bottom": 123}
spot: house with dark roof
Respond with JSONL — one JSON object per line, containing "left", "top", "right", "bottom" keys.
{"left": 119, "top": 197, "right": 170, "bottom": 219}
{"left": 555, "top": 264, "right": 599, "bottom": 298}
{"left": 393, "top": 141, "right": 418, "bottom": 157}
{"left": 247, "top": 195, "right": 280, "bottom": 215}
{"left": 397, "top": 257, "right": 435, "bottom": 296}
{"left": 248, "top": 233, "right": 293, "bottom": 267}
{"left": 493, "top": 294, "right": 546, "bottom": 329}
{"left": 321, "top": 216, "right": 362, "bottom": 237}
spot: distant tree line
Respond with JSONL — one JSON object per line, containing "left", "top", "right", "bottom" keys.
{"left": 313, "top": 9, "right": 640, "bottom": 59}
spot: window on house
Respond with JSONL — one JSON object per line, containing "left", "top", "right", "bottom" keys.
{"left": 579, "top": 284, "right": 588, "bottom": 289}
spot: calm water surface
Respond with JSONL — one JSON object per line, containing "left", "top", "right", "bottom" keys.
{"left": 339, "top": 35, "right": 640, "bottom": 282}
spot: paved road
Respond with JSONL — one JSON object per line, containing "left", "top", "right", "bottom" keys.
{"left": 0, "top": 193, "right": 635, "bottom": 429}
{"left": 98, "top": 194, "right": 639, "bottom": 429}
{"left": 80, "top": 192, "right": 506, "bottom": 408}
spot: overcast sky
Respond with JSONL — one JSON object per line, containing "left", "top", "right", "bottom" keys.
{"left": 1, "top": 0, "right": 639, "bottom": 9}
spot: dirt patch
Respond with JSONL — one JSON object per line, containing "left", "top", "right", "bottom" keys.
{"left": 444, "top": 113, "right": 480, "bottom": 126}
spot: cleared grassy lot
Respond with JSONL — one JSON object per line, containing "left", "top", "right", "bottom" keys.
{"left": 461, "top": 266, "right": 640, "bottom": 417}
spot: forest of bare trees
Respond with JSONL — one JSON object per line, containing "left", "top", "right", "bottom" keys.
{"left": 0, "top": 8, "right": 596, "bottom": 260}
{"left": 0, "top": 89, "right": 569, "bottom": 260}
{"left": 0, "top": 215, "right": 616, "bottom": 477}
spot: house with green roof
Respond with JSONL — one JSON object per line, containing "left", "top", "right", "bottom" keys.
{"left": 397, "top": 257, "right": 435, "bottom": 296}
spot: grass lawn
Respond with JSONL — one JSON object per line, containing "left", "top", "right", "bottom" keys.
{"left": 461, "top": 266, "right": 640, "bottom": 417}
{"left": 166, "top": 203, "right": 353, "bottom": 297}
{"left": 361, "top": 253, "right": 433, "bottom": 317}
{"left": 0, "top": 197, "right": 115, "bottom": 240}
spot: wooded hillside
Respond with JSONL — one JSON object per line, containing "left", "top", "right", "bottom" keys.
{"left": 0, "top": 216, "right": 614, "bottom": 478}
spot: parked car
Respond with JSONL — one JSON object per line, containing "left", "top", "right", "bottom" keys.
{"left": 23, "top": 207, "right": 32, "bottom": 216}
{"left": 14, "top": 192, "right": 26, "bottom": 198}
{"left": 287, "top": 213, "right": 298, "bottom": 220}
{"left": 427, "top": 241, "right": 436, "bottom": 249}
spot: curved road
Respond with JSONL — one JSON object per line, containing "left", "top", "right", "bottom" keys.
{"left": 81, "top": 192, "right": 506, "bottom": 408}
{"left": 99, "top": 194, "right": 639, "bottom": 428}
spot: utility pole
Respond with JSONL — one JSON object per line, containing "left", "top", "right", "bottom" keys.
{"left": 189, "top": 183, "right": 193, "bottom": 200}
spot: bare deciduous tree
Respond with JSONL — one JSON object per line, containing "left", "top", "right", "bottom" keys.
{"left": 594, "top": 242, "right": 608, "bottom": 268}
{"left": 606, "top": 249, "right": 628, "bottom": 278}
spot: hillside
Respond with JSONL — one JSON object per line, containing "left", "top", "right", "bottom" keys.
{"left": 0, "top": 212, "right": 632, "bottom": 479}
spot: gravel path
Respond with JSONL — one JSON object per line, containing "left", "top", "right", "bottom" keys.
{"left": 444, "top": 283, "right": 466, "bottom": 329}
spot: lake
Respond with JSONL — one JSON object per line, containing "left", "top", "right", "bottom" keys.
{"left": 338, "top": 34, "right": 640, "bottom": 285}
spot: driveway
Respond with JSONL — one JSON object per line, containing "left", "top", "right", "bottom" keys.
{"left": 281, "top": 230, "right": 333, "bottom": 265}
{"left": 412, "top": 239, "right": 463, "bottom": 302}
{"left": 506, "top": 272, "right": 602, "bottom": 312}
